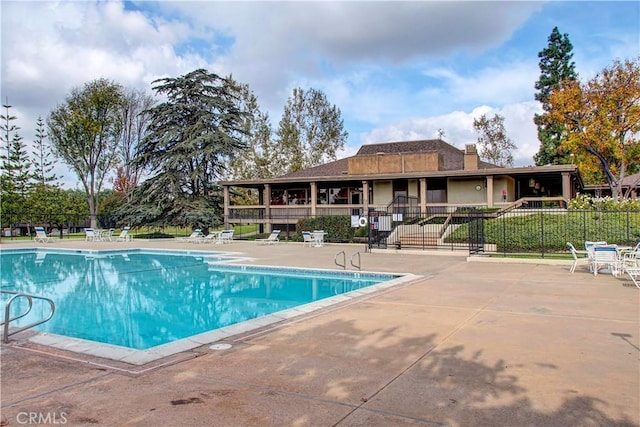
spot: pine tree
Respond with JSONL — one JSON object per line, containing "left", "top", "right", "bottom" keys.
{"left": 31, "top": 116, "right": 60, "bottom": 186}
{"left": 533, "top": 27, "right": 578, "bottom": 165}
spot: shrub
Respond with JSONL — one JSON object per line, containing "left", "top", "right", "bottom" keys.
{"left": 295, "top": 216, "right": 358, "bottom": 242}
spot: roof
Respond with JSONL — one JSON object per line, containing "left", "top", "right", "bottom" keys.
{"left": 279, "top": 139, "right": 497, "bottom": 180}
{"left": 621, "top": 172, "right": 640, "bottom": 188}
{"left": 218, "top": 139, "right": 580, "bottom": 186}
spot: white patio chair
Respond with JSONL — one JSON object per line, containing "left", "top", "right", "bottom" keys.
{"left": 116, "top": 226, "right": 131, "bottom": 242}
{"left": 592, "top": 245, "right": 621, "bottom": 277}
{"left": 567, "top": 242, "right": 590, "bottom": 273}
{"left": 623, "top": 267, "right": 640, "bottom": 288}
{"left": 312, "top": 230, "right": 325, "bottom": 247}
{"left": 257, "top": 230, "right": 280, "bottom": 245}
{"left": 84, "top": 228, "right": 95, "bottom": 241}
{"left": 178, "top": 229, "right": 202, "bottom": 243}
{"left": 200, "top": 232, "right": 220, "bottom": 244}
{"left": 34, "top": 227, "right": 52, "bottom": 243}
{"left": 216, "top": 230, "right": 234, "bottom": 244}
{"left": 302, "top": 231, "right": 314, "bottom": 247}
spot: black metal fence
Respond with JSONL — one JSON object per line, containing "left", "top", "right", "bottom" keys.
{"left": 378, "top": 208, "right": 640, "bottom": 256}
{"left": 3, "top": 209, "right": 638, "bottom": 258}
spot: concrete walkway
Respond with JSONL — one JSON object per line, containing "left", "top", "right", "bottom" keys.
{"left": 1, "top": 239, "right": 638, "bottom": 426}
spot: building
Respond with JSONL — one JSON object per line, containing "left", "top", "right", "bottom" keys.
{"left": 219, "top": 139, "right": 582, "bottom": 233}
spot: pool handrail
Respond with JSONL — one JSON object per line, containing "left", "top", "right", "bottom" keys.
{"left": 1, "top": 290, "right": 55, "bottom": 343}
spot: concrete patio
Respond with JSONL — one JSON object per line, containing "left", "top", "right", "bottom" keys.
{"left": 1, "top": 239, "right": 638, "bottom": 426}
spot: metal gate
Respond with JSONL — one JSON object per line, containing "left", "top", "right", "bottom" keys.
{"left": 468, "top": 209, "right": 485, "bottom": 255}
{"left": 367, "top": 209, "right": 393, "bottom": 249}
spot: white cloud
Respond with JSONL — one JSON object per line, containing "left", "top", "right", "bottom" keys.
{"left": 1, "top": 0, "right": 636, "bottom": 189}
{"left": 357, "top": 101, "right": 542, "bottom": 167}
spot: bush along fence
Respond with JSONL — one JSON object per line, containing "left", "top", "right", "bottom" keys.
{"left": 444, "top": 209, "right": 640, "bottom": 257}
{"left": 4, "top": 208, "right": 638, "bottom": 258}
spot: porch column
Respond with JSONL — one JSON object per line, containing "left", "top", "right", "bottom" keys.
{"left": 561, "top": 172, "right": 571, "bottom": 200}
{"left": 419, "top": 178, "right": 427, "bottom": 213}
{"left": 486, "top": 176, "right": 494, "bottom": 208}
{"left": 310, "top": 181, "right": 317, "bottom": 217}
{"left": 362, "top": 180, "right": 369, "bottom": 215}
{"left": 223, "top": 185, "right": 230, "bottom": 229}
{"left": 264, "top": 183, "right": 272, "bottom": 233}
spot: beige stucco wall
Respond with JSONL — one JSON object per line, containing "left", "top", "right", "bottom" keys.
{"left": 373, "top": 181, "right": 393, "bottom": 205}
{"left": 348, "top": 153, "right": 441, "bottom": 175}
{"left": 448, "top": 179, "right": 486, "bottom": 204}
{"left": 492, "top": 177, "right": 515, "bottom": 203}
{"left": 447, "top": 177, "right": 516, "bottom": 204}
{"left": 408, "top": 180, "right": 418, "bottom": 198}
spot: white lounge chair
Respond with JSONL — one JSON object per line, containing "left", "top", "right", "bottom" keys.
{"left": 216, "top": 230, "right": 234, "bottom": 244}
{"left": 257, "top": 230, "right": 280, "bottom": 245}
{"left": 200, "top": 232, "right": 220, "bottom": 243}
{"left": 116, "top": 226, "right": 131, "bottom": 242}
{"left": 34, "top": 227, "right": 51, "bottom": 243}
{"left": 567, "top": 242, "right": 590, "bottom": 273}
{"left": 179, "top": 229, "right": 202, "bottom": 243}
{"left": 624, "top": 267, "right": 640, "bottom": 288}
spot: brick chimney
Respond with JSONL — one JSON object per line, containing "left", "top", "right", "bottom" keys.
{"left": 464, "top": 144, "right": 479, "bottom": 170}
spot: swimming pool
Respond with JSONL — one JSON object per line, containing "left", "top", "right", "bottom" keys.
{"left": 1, "top": 248, "right": 416, "bottom": 364}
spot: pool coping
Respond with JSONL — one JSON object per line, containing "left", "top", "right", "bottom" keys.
{"left": 3, "top": 248, "right": 421, "bottom": 366}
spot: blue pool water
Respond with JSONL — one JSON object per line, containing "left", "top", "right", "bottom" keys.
{"left": 1, "top": 249, "right": 399, "bottom": 350}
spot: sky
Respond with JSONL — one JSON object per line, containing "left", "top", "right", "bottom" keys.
{"left": 1, "top": 0, "right": 639, "bottom": 188}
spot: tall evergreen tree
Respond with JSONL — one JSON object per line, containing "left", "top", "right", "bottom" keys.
{"left": 7, "top": 131, "right": 32, "bottom": 198}
{"left": 31, "top": 116, "right": 60, "bottom": 186}
{"left": 1, "top": 102, "right": 25, "bottom": 217}
{"left": 124, "top": 69, "right": 247, "bottom": 229}
{"left": 533, "top": 27, "right": 578, "bottom": 165}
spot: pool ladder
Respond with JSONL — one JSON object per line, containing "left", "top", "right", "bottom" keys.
{"left": 1, "top": 290, "right": 55, "bottom": 343}
{"left": 334, "top": 251, "right": 361, "bottom": 270}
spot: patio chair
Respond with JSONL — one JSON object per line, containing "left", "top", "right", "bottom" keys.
{"left": 257, "top": 230, "right": 280, "bottom": 245}
{"left": 567, "top": 242, "right": 590, "bottom": 273}
{"left": 216, "top": 230, "right": 234, "bottom": 244}
{"left": 84, "top": 228, "right": 95, "bottom": 241}
{"left": 116, "top": 226, "right": 131, "bottom": 242}
{"left": 592, "top": 245, "right": 621, "bottom": 277}
{"left": 104, "top": 228, "right": 115, "bottom": 242}
{"left": 312, "top": 230, "right": 325, "bottom": 247}
{"left": 623, "top": 267, "right": 640, "bottom": 288}
{"left": 302, "top": 231, "right": 314, "bottom": 247}
{"left": 200, "top": 232, "right": 220, "bottom": 244}
{"left": 178, "top": 229, "right": 203, "bottom": 243}
{"left": 34, "top": 227, "right": 51, "bottom": 243}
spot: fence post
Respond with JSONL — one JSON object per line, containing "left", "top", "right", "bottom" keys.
{"left": 540, "top": 211, "right": 545, "bottom": 258}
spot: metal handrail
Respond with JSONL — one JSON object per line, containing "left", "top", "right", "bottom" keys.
{"left": 334, "top": 251, "right": 346, "bottom": 269}
{"left": 1, "top": 290, "right": 55, "bottom": 343}
{"left": 350, "top": 252, "right": 361, "bottom": 270}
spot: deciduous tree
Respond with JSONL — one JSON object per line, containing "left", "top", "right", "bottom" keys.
{"left": 47, "top": 78, "right": 126, "bottom": 227}
{"left": 473, "top": 113, "right": 516, "bottom": 167}
{"left": 275, "top": 88, "right": 347, "bottom": 175}
{"left": 548, "top": 58, "right": 640, "bottom": 198}
{"left": 533, "top": 27, "right": 578, "bottom": 166}
{"left": 117, "top": 88, "right": 155, "bottom": 202}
